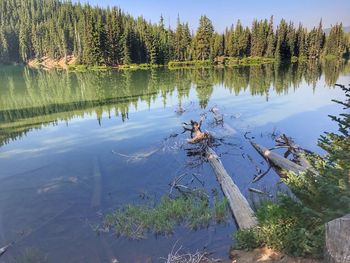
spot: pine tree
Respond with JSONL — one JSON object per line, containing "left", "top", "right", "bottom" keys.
{"left": 175, "top": 16, "right": 183, "bottom": 60}
{"left": 122, "top": 26, "right": 131, "bottom": 65}
{"left": 295, "top": 23, "right": 307, "bottom": 57}
{"left": 265, "top": 16, "right": 275, "bottom": 58}
{"left": 181, "top": 23, "right": 191, "bottom": 60}
{"left": 194, "top": 15, "right": 214, "bottom": 60}
{"left": 232, "top": 20, "right": 249, "bottom": 57}
{"left": 106, "top": 7, "right": 122, "bottom": 65}
{"left": 211, "top": 32, "right": 224, "bottom": 58}
{"left": 308, "top": 20, "right": 325, "bottom": 59}
{"left": 324, "top": 23, "right": 347, "bottom": 57}
{"left": 19, "top": 22, "right": 32, "bottom": 61}
{"left": 275, "top": 19, "right": 290, "bottom": 60}
{"left": 287, "top": 22, "right": 296, "bottom": 57}
{"left": 0, "top": 25, "right": 9, "bottom": 63}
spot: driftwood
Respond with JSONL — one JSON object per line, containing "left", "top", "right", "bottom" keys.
{"left": 182, "top": 117, "right": 210, "bottom": 144}
{"left": 325, "top": 214, "right": 350, "bottom": 263}
{"left": 206, "top": 147, "right": 257, "bottom": 229}
{"left": 183, "top": 117, "right": 257, "bottom": 229}
{"left": 274, "top": 134, "right": 311, "bottom": 169}
{"left": 251, "top": 142, "right": 308, "bottom": 177}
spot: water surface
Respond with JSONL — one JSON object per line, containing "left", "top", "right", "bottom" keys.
{"left": 0, "top": 62, "right": 349, "bottom": 262}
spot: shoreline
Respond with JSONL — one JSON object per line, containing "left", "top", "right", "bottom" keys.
{"left": 26, "top": 56, "right": 283, "bottom": 71}
{"left": 21, "top": 55, "right": 347, "bottom": 71}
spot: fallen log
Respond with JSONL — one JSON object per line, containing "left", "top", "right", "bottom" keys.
{"left": 206, "top": 147, "right": 257, "bottom": 229}
{"left": 183, "top": 116, "right": 257, "bottom": 229}
{"left": 251, "top": 142, "right": 309, "bottom": 177}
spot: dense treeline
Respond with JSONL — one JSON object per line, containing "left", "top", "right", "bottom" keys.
{"left": 0, "top": 0, "right": 348, "bottom": 65}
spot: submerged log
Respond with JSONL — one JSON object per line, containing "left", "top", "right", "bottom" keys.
{"left": 91, "top": 157, "right": 102, "bottom": 208}
{"left": 206, "top": 147, "right": 257, "bottom": 229}
{"left": 251, "top": 142, "right": 308, "bottom": 177}
{"left": 210, "top": 107, "right": 238, "bottom": 136}
{"left": 0, "top": 244, "right": 10, "bottom": 257}
{"left": 325, "top": 214, "right": 350, "bottom": 263}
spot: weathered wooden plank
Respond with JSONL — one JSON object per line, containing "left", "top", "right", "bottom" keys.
{"left": 325, "top": 214, "right": 350, "bottom": 263}
{"left": 206, "top": 147, "right": 257, "bottom": 229}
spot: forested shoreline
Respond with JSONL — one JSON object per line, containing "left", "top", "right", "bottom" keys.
{"left": 0, "top": 0, "right": 349, "bottom": 67}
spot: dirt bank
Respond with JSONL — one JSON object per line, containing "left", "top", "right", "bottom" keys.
{"left": 229, "top": 247, "right": 321, "bottom": 263}
{"left": 28, "top": 55, "right": 77, "bottom": 69}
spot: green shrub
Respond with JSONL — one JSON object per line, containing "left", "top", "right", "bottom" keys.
{"left": 235, "top": 85, "right": 350, "bottom": 258}
{"left": 235, "top": 196, "right": 324, "bottom": 257}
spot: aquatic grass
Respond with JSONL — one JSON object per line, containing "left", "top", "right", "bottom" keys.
{"left": 213, "top": 197, "right": 229, "bottom": 223}
{"left": 11, "top": 249, "right": 48, "bottom": 263}
{"left": 187, "top": 196, "right": 211, "bottom": 230}
{"left": 103, "top": 194, "right": 229, "bottom": 239}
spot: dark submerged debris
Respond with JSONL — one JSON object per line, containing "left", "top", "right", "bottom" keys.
{"left": 252, "top": 165, "right": 272, "bottom": 183}
{"left": 248, "top": 188, "right": 273, "bottom": 198}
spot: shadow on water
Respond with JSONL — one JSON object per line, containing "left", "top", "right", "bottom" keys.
{"left": 0, "top": 60, "right": 349, "bottom": 262}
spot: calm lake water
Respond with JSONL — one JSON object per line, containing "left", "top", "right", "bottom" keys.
{"left": 0, "top": 62, "right": 349, "bottom": 262}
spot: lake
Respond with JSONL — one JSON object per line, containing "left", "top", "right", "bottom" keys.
{"left": 0, "top": 61, "right": 349, "bottom": 262}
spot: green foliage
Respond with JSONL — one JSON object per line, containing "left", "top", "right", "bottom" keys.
{"left": 235, "top": 196, "right": 324, "bottom": 257}
{"left": 0, "top": 0, "right": 347, "bottom": 65}
{"left": 324, "top": 23, "right": 347, "bottom": 57}
{"left": 213, "top": 196, "right": 229, "bottom": 223}
{"left": 103, "top": 194, "right": 229, "bottom": 239}
{"left": 235, "top": 85, "right": 350, "bottom": 257}
{"left": 235, "top": 228, "right": 261, "bottom": 249}
{"left": 194, "top": 15, "right": 214, "bottom": 60}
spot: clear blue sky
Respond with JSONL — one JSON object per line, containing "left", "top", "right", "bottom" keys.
{"left": 73, "top": 0, "right": 350, "bottom": 32}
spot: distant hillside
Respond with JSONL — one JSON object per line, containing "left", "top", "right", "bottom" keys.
{"left": 324, "top": 26, "right": 350, "bottom": 34}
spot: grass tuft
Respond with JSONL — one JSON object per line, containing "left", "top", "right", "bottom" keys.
{"left": 103, "top": 194, "right": 229, "bottom": 239}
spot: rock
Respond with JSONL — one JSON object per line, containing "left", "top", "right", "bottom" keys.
{"left": 325, "top": 214, "right": 350, "bottom": 263}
